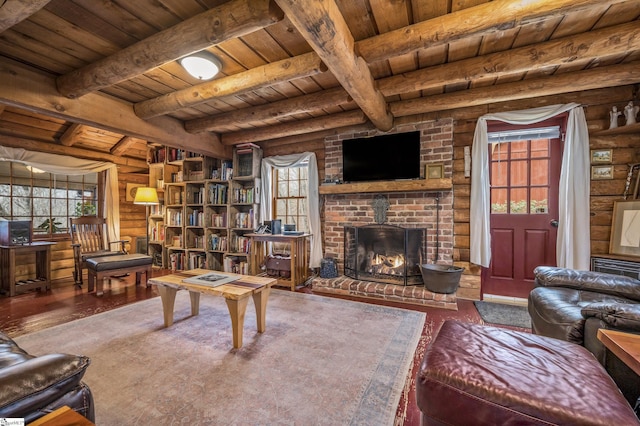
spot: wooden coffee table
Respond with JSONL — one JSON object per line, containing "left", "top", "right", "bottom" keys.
{"left": 148, "top": 269, "right": 276, "bottom": 348}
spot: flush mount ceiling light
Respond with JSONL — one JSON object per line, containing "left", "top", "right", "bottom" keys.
{"left": 179, "top": 51, "right": 222, "bottom": 80}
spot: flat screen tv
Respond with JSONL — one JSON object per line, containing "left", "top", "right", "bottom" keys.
{"left": 342, "top": 131, "right": 421, "bottom": 183}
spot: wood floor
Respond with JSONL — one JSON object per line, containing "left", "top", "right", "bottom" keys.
{"left": 0, "top": 269, "right": 487, "bottom": 426}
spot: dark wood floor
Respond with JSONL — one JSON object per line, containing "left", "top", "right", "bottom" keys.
{"left": 0, "top": 270, "right": 488, "bottom": 426}
{"left": 0, "top": 269, "right": 484, "bottom": 337}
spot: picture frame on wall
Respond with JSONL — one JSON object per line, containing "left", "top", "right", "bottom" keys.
{"left": 609, "top": 200, "right": 640, "bottom": 257}
{"left": 426, "top": 164, "right": 444, "bottom": 179}
{"left": 590, "top": 149, "right": 612, "bottom": 164}
{"left": 125, "top": 183, "right": 144, "bottom": 202}
{"left": 591, "top": 165, "right": 614, "bottom": 180}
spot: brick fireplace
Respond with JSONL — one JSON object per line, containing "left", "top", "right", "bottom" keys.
{"left": 312, "top": 119, "right": 457, "bottom": 309}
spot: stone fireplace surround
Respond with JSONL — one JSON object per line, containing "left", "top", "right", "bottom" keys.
{"left": 311, "top": 120, "right": 458, "bottom": 310}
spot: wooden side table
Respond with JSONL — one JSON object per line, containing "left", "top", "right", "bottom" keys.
{"left": 28, "top": 405, "right": 94, "bottom": 426}
{"left": 0, "top": 242, "right": 56, "bottom": 297}
{"left": 597, "top": 328, "right": 640, "bottom": 376}
{"left": 247, "top": 233, "right": 310, "bottom": 291}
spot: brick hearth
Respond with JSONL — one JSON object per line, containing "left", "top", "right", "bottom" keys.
{"left": 311, "top": 275, "right": 458, "bottom": 310}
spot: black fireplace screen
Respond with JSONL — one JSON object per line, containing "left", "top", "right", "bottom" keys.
{"left": 344, "top": 224, "right": 425, "bottom": 286}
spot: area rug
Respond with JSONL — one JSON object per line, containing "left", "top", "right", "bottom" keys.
{"left": 15, "top": 290, "right": 425, "bottom": 426}
{"left": 474, "top": 301, "right": 531, "bottom": 329}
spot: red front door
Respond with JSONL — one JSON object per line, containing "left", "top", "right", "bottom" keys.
{"left": 481, "top": 121, "right": 563, "bottom": 299}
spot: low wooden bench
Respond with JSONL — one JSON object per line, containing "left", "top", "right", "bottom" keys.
{"left": 86, "top": 253, "right": 153, "bottom": 296}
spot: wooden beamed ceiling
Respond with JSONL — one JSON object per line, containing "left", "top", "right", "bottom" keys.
{"left": 0, "top": 0, "right": 639, "bottom": 171}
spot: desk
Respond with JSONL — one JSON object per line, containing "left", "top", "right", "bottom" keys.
{"left": 247, "top": 233, "right": 310, "bottom": 291}
{"left": 0, "top": 242, "right": 55, "bottom": 297}
{"left": 597, "top": 328, "right": 640, "bottom": 376}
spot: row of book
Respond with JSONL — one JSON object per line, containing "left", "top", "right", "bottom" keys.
{"left": 232, "top": 187, "right": 255, "bottom": 204}
{"left": 208, "top": 183, "right": 228, "bottom": 205}
{"left": 188, "top": 235, "right": 204, "bottom": 249}
{"left": 166, "top": 210, "right": 182, "bottom": 226}
{"left": 231, "top": 235, "right": 251, "bottom": 254}
{"left": 234, "top": 210, "right": 254, "bottom": 228}
{"left": 188, "top": 209, "right": 203, "bottom": 226}
{"left": 224, "top": 256, "right": 249, "bottom": 275}
{"left": 209, "top": 234, "right": 228, "bottom": 251}
{"left": 188, "top": 188, "right": 204, "bottom": 204}
{"left": 211, "top": 160, "right": 233, "bottom": 181}
{"left": 169, "top": 252, "right": 185, "bottom": 271}
{"left": 210, "top": 213, "right": 226, "bottom": 227}
{"left": 188, "top": 252, "right": 206, "bottom": 269}
{"left": 150, "top": 222, "right": 164, "bottom": 242}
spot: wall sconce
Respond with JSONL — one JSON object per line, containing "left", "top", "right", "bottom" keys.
{"left": 179, "top": 51, "right": 222, "bottom": 80}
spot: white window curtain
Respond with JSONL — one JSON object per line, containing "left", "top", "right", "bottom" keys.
{"left": 470, "top": 103, "right": 590, "bottom": 270}
{"left": 0, "top": 145, "right": 121, "bottom": 242}
{"left": 260, "top": 152, "right": 322, "bottom": 268}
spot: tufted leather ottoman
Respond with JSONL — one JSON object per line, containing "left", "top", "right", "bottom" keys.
{"left": 416, "top": 320, "right": 639, "bottom": 425}
{"left": 86, "top": 253, "right": 152, "bottom": 296}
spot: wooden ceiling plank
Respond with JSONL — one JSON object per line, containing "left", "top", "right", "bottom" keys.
{"left": 110, "top": 136, "right": 138, "bottom": 156}
{"left": 0, "top": 0, "right": 51, "bottom": 33}
{"left": 222, "top": 109, "right": 367, "bottom": 145}
{"left": 70, "top": 0, "right": 158, "bottom": 40}
{"left": 186, "top": 87, "right": 351, "bottom": 132}
{"left": 378, "top": 21, "right": 640, "bottom": 97}
{"left": 390, "top": 61, "right": 640, "bottom": 117}
{"left": 0, "top": 57, "right": 229, "bottom": 158}
{"left": 55, "top": 0, "right": 285, "bottom": 99}
{"left": 0, "top": 134, "right": 148, "bottom": 170}
{"left": 59, "top": 123, "right": 90, "bottom": 147}
{"left": 275, "top": 0, "right": 393, "bottom": 131}
{"left": 134, "top": 52, "right": 326, "bottom": 118}
{"left": 357, "top": 0, "right": 631, "bottom": 64}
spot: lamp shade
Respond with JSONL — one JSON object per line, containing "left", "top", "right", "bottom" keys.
{"left": 179, "top": 51, "right": 221, "bottom": 80}
{"left": 133, "top": 187, "right": 159, "bottom": 205}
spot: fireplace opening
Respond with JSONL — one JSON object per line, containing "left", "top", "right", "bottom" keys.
{"left": 344, "top": 224, "right": 425, "bottom": 286}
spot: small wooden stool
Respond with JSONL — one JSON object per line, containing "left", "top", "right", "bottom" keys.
{"left": 86, "top": 253, "right": 152, "bottom": 296}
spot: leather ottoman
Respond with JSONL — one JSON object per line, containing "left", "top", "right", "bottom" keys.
{"left": 416, "top": 320, "right": 639, "bottom": 425}
{"left": 86, "top": 253, "right": 152, "bottom": 296}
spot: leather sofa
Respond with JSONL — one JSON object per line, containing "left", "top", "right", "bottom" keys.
{"left": 528, "top": 265, "right": 640, "bottom": 406}
{"left": 0, "top": 330, "right": 94, "bottom": 423}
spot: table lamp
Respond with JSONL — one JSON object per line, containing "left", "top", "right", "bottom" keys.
{"left": 133, "top": 187, "right": 159, "bottom": 255}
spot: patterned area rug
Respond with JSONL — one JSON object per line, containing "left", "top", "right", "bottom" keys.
{"left": 474, "top": 301, "right": 532, "bottom": 329}
{"left": 16, "top": 290, "right": 425, "bottom": 426}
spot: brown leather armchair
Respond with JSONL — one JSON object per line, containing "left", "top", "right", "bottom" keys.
{"left": 528, "top": 265, "right": 640, "bottom": 407}
{"left": 0, "top": 331, "right": 94, "bottom": 423}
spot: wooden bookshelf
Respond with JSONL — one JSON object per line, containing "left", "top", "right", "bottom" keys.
{"left": 319, "top": 178, "right": 452, "bottom": 195}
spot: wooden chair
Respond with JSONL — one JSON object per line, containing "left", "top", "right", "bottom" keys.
{"left": 69, "top": 216, "right": 127, "bottom": 286}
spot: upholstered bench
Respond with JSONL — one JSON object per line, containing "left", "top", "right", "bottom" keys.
{"left": 416, "top": 320, "right": 639, "bottom": 426}
{"left": 86, "top": 253, "right": 152, "bottom": 296}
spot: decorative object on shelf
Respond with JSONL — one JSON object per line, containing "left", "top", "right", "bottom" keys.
{"left": 609, "top": 105, "right": 621, "bottom": 129}
{"left": 609, "top": 200, "right": 640, "bottom": 257}
{"left": 426, "top": 163, "right": 444, "bottom": 179}
{"left": 372, "top": 195, "right": 390, "bottom": 224}
{"left": 623, "top": 163, "right": 640, "bottom": 200}
{"left": 624, "top": 101, "right": 639, "bottom": 126}
{"left": 125, "top": 183, "right": 145, "bottom": 201}
{"left": 134, "top": 187, "right": 159, "bottom": 255}
{"left": 179, "top": 51, "right": 221, "bottom": 80}
{"left": 591, "top": 165, "right": 614, "bottom": 180}
{"left": 590, "top": 149, "right": 612, "bottom": 164}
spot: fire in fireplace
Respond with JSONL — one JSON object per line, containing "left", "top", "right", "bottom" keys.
{"left": 344, "top": 224, "right": 425, "bottom": 286}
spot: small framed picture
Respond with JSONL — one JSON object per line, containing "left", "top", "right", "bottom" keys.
{"left": 591, "top": 165, "right": 614, "bottom": 180}
{"left": 591, "top": 149, "right": 612, "bottom": 164}
{"left": 426, "top": 164, "right": 444, "bottom": 179}
{"left": 609, "top": 200, "right": 640, "bottom": 257}
{"left": 125, "top": 183, "right": 145, "bottom": 201}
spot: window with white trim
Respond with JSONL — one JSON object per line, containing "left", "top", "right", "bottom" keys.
{"left": 0, "top": 162, "right": 98, "bottom": 238}
{"left": 274, "top": 165, "right": 309, "bottom": 232}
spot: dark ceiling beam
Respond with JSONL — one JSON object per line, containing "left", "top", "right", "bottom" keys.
{"left": 0, "top": 57, "right": 230, "bottom": 158}
{"left": 275, "top": 0, "right": 393, "bottom": 131}
{"left": 0, "top": 0, "right": 51, "bottom": 33}
{"left": 55, "top": 0, "right": 284, "bottom": 99}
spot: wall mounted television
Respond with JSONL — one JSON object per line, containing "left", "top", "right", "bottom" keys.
{"left": 342, "top": 131, "right": 421, "bottom": 183}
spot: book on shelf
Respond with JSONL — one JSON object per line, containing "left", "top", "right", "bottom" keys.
{"left": 234, "top": 209, "right": 254, "bottom": 228}
{"left": 208, "top": 183, "right": 227, "bottom": 204}
{"left": 188, "top": 209, "right": 203, "bottom": 226}
{"left": 209, "top": 234, "right": 228, "bottom": 251}
{"left": 151, "top": 222, "right": 165, "bottom": 241}
{"left": 169, "top": 251, "right": 185, "bottom": 271}
{"left": 224, "top": 255, "right": 249, "bottom": 275}
{"left": 188, "top": 252, "right": 207, "bottom": 269}
{"left": 233, "top": 187, "right": 254, "bottom": 204}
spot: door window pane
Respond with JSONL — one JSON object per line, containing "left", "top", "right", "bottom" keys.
{"left": 531, "top": 187, "right": 548, "bottom": 214}
{"left": 510, "top": 188, "right": 528, "bottom": 213}
{"left": 491, "top": 188, "right": 508, "bottom": 213}
{"left": 531, "top": 159, "right": 549, "bottom": 185}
